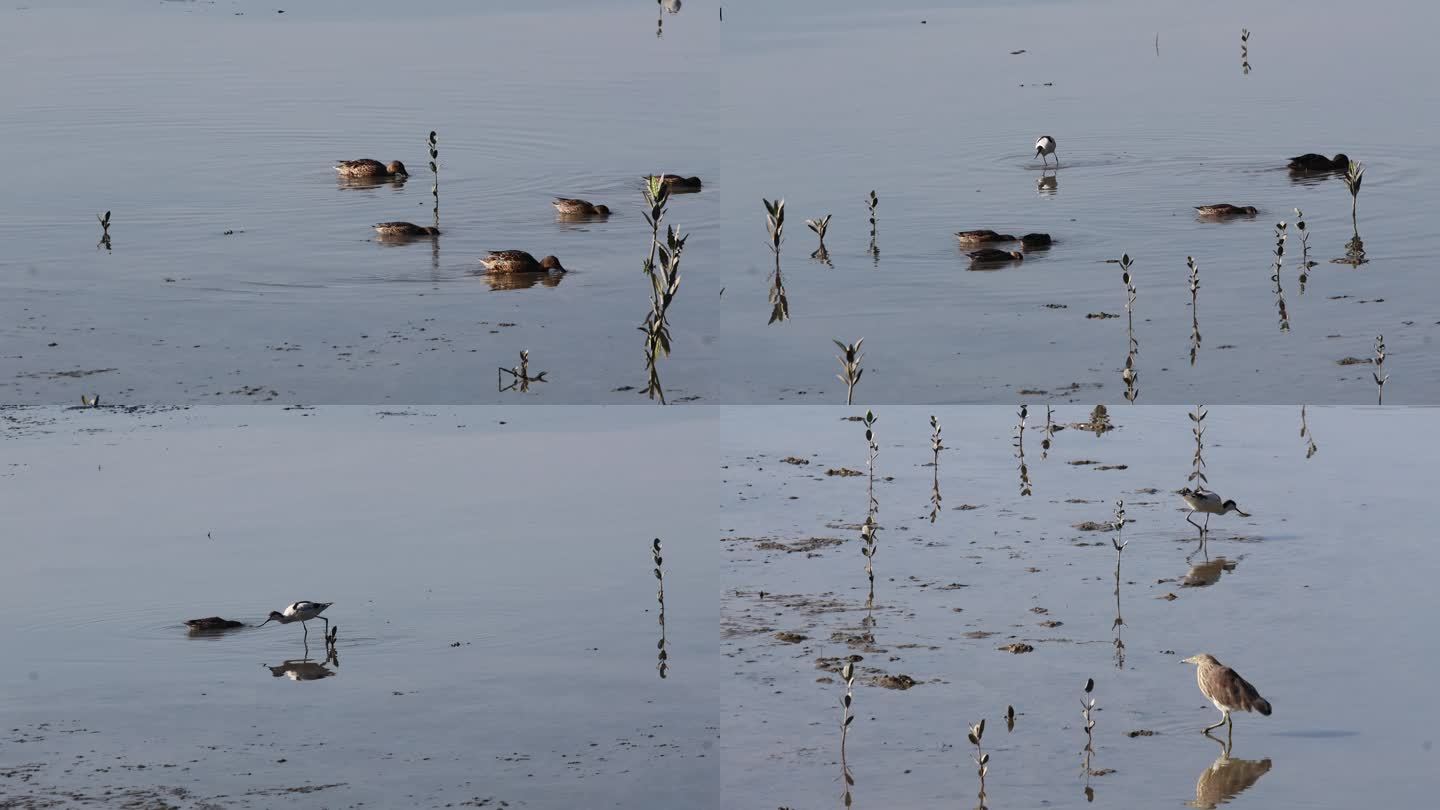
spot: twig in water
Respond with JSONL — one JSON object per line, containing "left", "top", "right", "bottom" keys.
{"left": 498, "top": 350, "right": 548, "bottom": 392}
{"left": 1294, "top": 209, "right": 1315, "bottom": 294}
{"left": 764, "top": 198, "right": 790, "bottom": 323}
{"left": 97, "top": 210, "right": 111, "bottom": 251}
{"left": 866, "top": 190, "right": 879, "bottom": 263}
{"left": 1111, "top": 501, "right": 1127, "bottom": 670}
{"left": 1188, "top": 256, "right": 1202, "bottom": 366}
{"left": 969, "top": 719, "right": 989, "bottom": 810}
{"left": 928, "top": 415, "right": 943, "bottom": 523}
{"left": 1271, "top": 221, "right": 1290, "bottom": 332}
{"left": 1015, "top": 405, "right": 1032, "bottom": 496}
{"left": 1300, "top": 405, "right": 1319, "bottom": 459}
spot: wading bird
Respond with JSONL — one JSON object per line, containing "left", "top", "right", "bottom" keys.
{"left": 1181, "top": 653, "right": 1272, "bottom": 735}
{"left": 259, "top": 601, "right": 333, "bottom": 641}
{"left": 1035, "top": 135, "right": 1058, "bottom": 167}
{"left": 1179, "top": 488, "right": 1250, "bottom": 531}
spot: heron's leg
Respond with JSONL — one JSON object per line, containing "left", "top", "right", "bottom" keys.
{"left": 1203, "top": 710, "right": 1227, "bottom": 734}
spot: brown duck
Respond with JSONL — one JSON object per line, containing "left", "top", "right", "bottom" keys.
{"left": 335, "top": 159, "right": 409, "bottom": 178}
{"left": 552, "top": 198, "right": 611, "bottom": 217}
{"left": 649, "top": 174, "right": 702, "bottom": 192}
{"left": 480, "top": 250, "right": 567, "bottom": 274}
{"left": 1195, "top": 204, "right": 1259, "bottom": 218}
{"left": 1020, "top": 233, "right": 1052, "bottom": 247}
{"left": 373, "top": 222, "right": 440, "bottom": 237}
{"left": 955, "top": 229, "right": 1017, "bottom": 244}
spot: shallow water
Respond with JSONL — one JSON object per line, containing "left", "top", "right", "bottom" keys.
{"left": 0, "top": 405, "right": 717, "bottom": 808}
{"left": 720, "top": 405, "right": 1437, "bottom": 808}
{"left": 718, "top": 0, "right": 1440, "bottom": 403}
{"left": 0, "top": 0, "right": 718, "bottom": 404}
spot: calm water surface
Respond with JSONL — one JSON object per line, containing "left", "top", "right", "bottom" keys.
{"left": 719, "top": 0, "right": 1440, "bottom": 403}
{"left": 721, "top": 405, "right": 1436, "bottom": 807}
{"left": 0, "top": 0, "right": 718, "bottom": 404}
{"left": 0, "top": 405, "right": 717, "bottom": 808}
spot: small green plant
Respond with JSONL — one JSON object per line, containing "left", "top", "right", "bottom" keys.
{"left": 427, "top": 131, "right": 439, "bottom": 229}
{"left": 1188, "top": 405, "right": 1208, "bottom": 492}
{"left": 1015, "top": 405, "right": 1032, "bottom": 496}
{"left": 653, "top": 538, "right": 668, "bottom": 678}
{"left": 1041, "top": 405, "right": 1055, "bottom": 459}
{"left": 1294, "top": 209, "right": 1315, "bottom": 293}
{"left": 969, "top": 718, "right": 989, "bottom": 809}
{"left": 928, "top": 415, "right": 943, "bottom": 523}
{"left": 1300, "top": 405, "right": 1318, "bottom": 459}
{"left": 1271, "top": 220, "right": 1290, "bottom": 332}
{"left": 97, "top": 210, "right": 111, "bottom": 251}
{"left": 834, "top": 338, "right": 864, "bottom": 405}
{"left": 862, "top": 409, "right": 880, "bottom": 513}
{"left": 840, "top": 658, "right": 857, "bottom": 806}
{"left": 1112, "top": 501, "right": 1127, "bottom": 669}
{"left": 1005, "top": 704, "right": 1016, "bottom": 733}
{"left": 1187, "top": 256, "right": 1202, "bottom": 366}
{"left": 1119, "top": 254, "right": 1139, "bottom": 401}
{"left": 1240, "top": 28, "right": 1251, "bottom": 74}
{"left": 866, "top": 190, "right": 879, "bottom": 262}
{"left": 1373, "top": 335, "right": 1388, "bottom": 404}
{"left": 1081, "top": 678, "right": 1098, "bottom": 800}
{"left": 1344, "top": 161, "right": 1365, "bottom": 232}
{"left": 807, "top": 214, "right": 832, "bottom": 264}
{"left": 764, "top": 198, "right": 790, "bottom": 323}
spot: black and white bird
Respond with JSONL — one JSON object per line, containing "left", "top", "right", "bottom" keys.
{"left": 1034, "top": 135, "right": 1058, "bottom": 167}
{"left": 259, "top": 601, "right": 333, "bottom": 641}
{"left": 1179, "top": 488, "right": 1250, "bottom": 531}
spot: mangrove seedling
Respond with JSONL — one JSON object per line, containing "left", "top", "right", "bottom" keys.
{"left": 834, "top": 338, "right": 864, "bottom": 405}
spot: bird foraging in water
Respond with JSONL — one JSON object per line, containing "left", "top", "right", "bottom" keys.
{"left": 967, "top": 248, "right": 1024, "bottom": 263}
{"left": 647, "top": 174, "right": 702, "bottom": 192}
{"left": 1195, "top": 204, "right": 1259, "bottom": 218}
{"left": 259, "top": 601, "right": 333, "bottom": 641}
{"left": 185, "top": 617, "right": 244, "bottom": 631}
{"left": 335, "top": 159, "right": 409, "bottom": 178}
{"left": 480, "top": 250, "right": 566, "bottom": 274}
{"left": 1020, "top": 232, "right": 1052, "bottom": 247}
{"left": 1182, "top": 654, "right": 1272, "bottom": 734}
{"left": 1034, "top": 135, "right": 1058, "bottom": 167}
{"left": 955, "top": 229, "right": 1017, "bottom": 244}
{"left": 1179, "top": 488, "right": 1250, "bottom": 531}
{"left": 552, "top": 198, "right": 611, "bottom": 217}
{"left": 1287, "top": 153, "right": 1349, "bottom": 172}
{"left": 373, "top": 222, "right": 440, "bottom": 238}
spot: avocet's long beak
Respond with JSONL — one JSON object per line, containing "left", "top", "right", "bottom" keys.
{"left": 1235, "top": 508, "right": 1252, "bottom": 517}
{"left": 258, "top": 616, "right": 275, "bottom": 627}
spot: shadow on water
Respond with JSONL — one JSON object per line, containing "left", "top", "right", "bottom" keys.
{"left": 266, "top": 644, "right": 339, "bottom": 682}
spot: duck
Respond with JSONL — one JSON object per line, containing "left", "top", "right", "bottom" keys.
{"left": 1287, "top": 153, "right": 1349, "bottom": 172}
{"left": 955, "top": 229, "right": 1017, "bottom": 244}
{"left": 373, "top": 222, "right": 440, "bottom": 237}
{"left": 1020, "top": 232, "right": 1052, "bottom": 247}
{"left": 185, "top": 617, "right": 245, "bottom": 631}
{"left": 335, "top": 159, "right": 409, "bottom": 178}
{"left": 480, "top": 250, "right": 567, "bottom": 274}
{"left": 552, "top": 198, "right": 611, "bottom": 217}
{"left": 967, "top": 249, "right": 1024, "bottom": 263}
{"left": 650, "top": 174, "right": 703, "bottom": 192}
{"left": 1195, "top": 204, "right": 1259, "bottom": 218}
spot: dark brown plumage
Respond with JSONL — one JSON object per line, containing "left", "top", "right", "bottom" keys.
{"left": 1287, "top": 153, "right": 1349, "bottom": 172}
{"left": 1183, "top": 654, "right": 1272, "bottom": 734}
{"left": 1020, "top": 232, "right": 1052, "bottom": 247}
{"left": 374, "top": 222, "right": 440, "bottom": 238}
{"left": 185, "top": 617, "right": 244, "bottom": 631}
{"left": 1195, "top": 204, "right": 1259, "bottom": 217}
{"left": 955, "top": 229, "right": 1016, "bottom": 244}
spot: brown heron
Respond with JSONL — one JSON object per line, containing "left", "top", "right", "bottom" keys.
{"left": 1182, "top": 654, "right": 1271, "bottom": 734}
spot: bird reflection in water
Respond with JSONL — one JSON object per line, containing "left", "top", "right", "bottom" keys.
{"left": 1182, "top": 557, "right": 1237, "bottom": 588}
{"left": 482, "top": 271, "right": 564, "bottom": 292}
{"left": 1188, "top": 735, "right": 1272, "bottom": 808}
{"left": 267, "top": 645, "right": 339, "bottom": 682}
{"left": 337, "top": 175, "right": 407, "bottom": 192}
{"left": 1037, "top": 170, "right": 1058, "bottom": 195}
